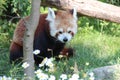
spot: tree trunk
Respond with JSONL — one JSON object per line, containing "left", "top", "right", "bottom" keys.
{"left": 42, "top": 0, "right": 120, "bottom": 24}
{"left": 23, "top": 0, "right": 41, "bottom": 80}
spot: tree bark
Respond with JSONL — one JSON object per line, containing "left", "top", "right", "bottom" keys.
{"left": 42, "top": 0, "right": 120, "bottom": 24}
{"left": 23, "top": 0, "right": 41, "bottom": 80}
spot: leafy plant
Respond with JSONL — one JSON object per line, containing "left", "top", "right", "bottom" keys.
{"left": 0, "top": 0, "right": 6, "bottom": 16}
{"left": 11, "top": 0, "right": 31, "bottom": 16}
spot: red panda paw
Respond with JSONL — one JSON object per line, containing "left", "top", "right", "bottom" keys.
{"left": 60, "top": 48, "right": 74, "bottom": 58}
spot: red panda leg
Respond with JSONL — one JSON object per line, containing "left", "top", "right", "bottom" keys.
{"left": 10, "top": 42, "right": 23, "bottom": 63}
{"left": 60, "top": 48, "right": 74, "bottom": 58}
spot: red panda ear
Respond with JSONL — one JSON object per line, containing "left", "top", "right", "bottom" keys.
{"left": 46, "top": 7, "right": 56, "bottom": 21}
{"left": 70, "top": 8, "right": 77, "bottom": 20}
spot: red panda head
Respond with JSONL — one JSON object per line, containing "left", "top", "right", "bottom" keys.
{"left": 46, "top": 8, "right": 77, "bottom": 43}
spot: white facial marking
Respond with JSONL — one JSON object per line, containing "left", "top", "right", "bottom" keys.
{"left": 46, "top": 7, "right": 56, "bottom": 22}
{"left": 46, "top": 8, "right": 56, "bottom": 37}
{"left": 73, "top": 8, "right": 77, "bottom": 21}
{"left": 72, "top": 24, "right": 77, "bottom": 34}
{"left": 46, "top": 8, "right": 78, "bottom": 41}
{"left": 58, "top": 33, "right": 72, "bottom": 43}
{"left": 49, "top": 21, "right": 56, "bottom": 37}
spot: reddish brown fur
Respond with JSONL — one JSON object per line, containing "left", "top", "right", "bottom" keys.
{"left": 60, "top": 48, "right": 74, "bottom": 57}
{"left": 11, "top": 14, "right": 48, "bottom": 47}
{"left": 10, "top": 10, "right": 75, "bottom": 65}
{"left": 55, "top": 10, "right": 75, "bottom": 32}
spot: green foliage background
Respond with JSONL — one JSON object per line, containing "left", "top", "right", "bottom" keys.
{"left": 0, "top": 0, "right": 120, "bottom": 79}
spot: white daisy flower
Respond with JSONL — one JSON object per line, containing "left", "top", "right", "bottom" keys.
{"left": 36, "top": 72, "right": 49, "bottom": 80}
{"left": 85, "top": 62, "right": 89, "bottom": 66}
{"left": 33, "top": 49, "right": 40, "bottom": 55}
{"left": 89, "top": 72, "right": 94, "bottom": 77}
{"left": 46, "top": 58, "right": 54, "bottom": 68}
{"left": 49, "top": 75, "right": 56, "bottom": 80}
{"left": 60, "top": 74, "right": 67, "bottom": 80}
{"left": 48, "top": 67, "right": 55, "bottom": 72}
{"left": 89, "top": 76, "right": 95, "bottom": 80}
{"left": 22, "top": 62, "right": 30, "bottom": 69}
{"left": 39, "top": 57, "right": 48, "bottom": 67}
{"left": 89, "top": 72, "right": 95, "bottom": 80}
{"left": 35, "top": 69, "right": 42, "bottom": 74}
{"left": 1, "top": 76, "right": 7, "bottom": 80}
{"left": 69, "top": 74, "right": 79, "bottom": 80}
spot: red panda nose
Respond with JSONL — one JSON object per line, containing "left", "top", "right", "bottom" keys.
{"left": 63, "top": 37, "right": 68, "bottom": 42}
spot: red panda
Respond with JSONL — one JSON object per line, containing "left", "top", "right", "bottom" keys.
{"left": 10, "top": 8, "right": 78, "bottom": 65}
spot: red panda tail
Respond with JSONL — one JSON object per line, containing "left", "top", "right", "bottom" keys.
{"left": 10, "top": 42, "right": 23, "bottom": 63}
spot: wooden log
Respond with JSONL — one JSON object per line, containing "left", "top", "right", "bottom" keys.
{"left": 42, "top": 0, "right": 120, "bottom": 24}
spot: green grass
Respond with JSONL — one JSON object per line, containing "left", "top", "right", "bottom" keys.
{"left": 70, "top": 28, "right": 120, "bottom": 68}
{"left": 0, "top": 18, "right": 120, "bottom": 79}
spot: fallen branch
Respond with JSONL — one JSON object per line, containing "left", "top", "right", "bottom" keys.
{"left": 42, "top": 0, "right": 120, "bottom": 24}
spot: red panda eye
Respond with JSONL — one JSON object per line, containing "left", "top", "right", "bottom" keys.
{"left": 59, "top": 31, "right": 63, "bottom": 34}
{"left": 68, "top": 31, "right": 71, "bottom": 33}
